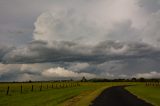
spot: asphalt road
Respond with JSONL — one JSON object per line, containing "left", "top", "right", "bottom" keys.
{"left": 91, "top": 86, "right": 153, "bottom": 106}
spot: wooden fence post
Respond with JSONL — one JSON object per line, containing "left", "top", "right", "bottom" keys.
{"left": 59, "top": 84, "right": 61, "bottom": 88}
{"left": 66, "top": 83, "right": 68, "bottom": 88}
{"left": 21, "top": 85, "right": 22, "bottom": 93}
{"left": 6, "top": 86, "right": 10, "bottom": 95}
{"left": 31, "top": 85, "right": 33, "bottom": 92}
{"left": 40, "top": 85, "right": 42, "bottom": 91}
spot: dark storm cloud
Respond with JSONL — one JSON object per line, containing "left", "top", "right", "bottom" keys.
{"left": 0, "top": 45, "right": 14, "bottom": 62}
{"left": 1, "top": 40, "right": 160, "bottom": 64}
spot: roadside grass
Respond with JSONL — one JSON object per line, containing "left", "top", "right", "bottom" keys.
{"left": 126, "top": 84, "right": 160, "bottom": 106}
{"left": 0, "top": 85, "right": 95, "bottom": 106}
{"left": 74, "top": 86, "right": 108, "bottom": 106}
{"left": 59, "top": 82, "right": 136, "bottom": 106}
{"left": 59, "top": 84, "right": 109, "bottom": 106}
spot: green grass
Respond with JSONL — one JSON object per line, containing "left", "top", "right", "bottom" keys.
{"left": 0, "top": 82, "right": 79, "bottom": 95}
{"left": 0, "top": 85, "right": 94, "bottom": 106}
{"left": 126, "top": 84, "right": 160, "bottom": 106}
{"left": 0, "top": 82, "right": 111, "bottom": 106}
{"left": 0, "top": 82, "right": 147, "bottom": 106}
{"left": 59, "top": 84, "right": 109, "bottom": 106}
{"left": 59, "top": 82, "right": 135, "bottom": 106}
{"left": 74, "top": 86, "right": 108, "bottom": 106}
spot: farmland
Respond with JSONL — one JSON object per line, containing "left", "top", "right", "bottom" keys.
{"left": 126, "top": 83, "right": 160, "bottom": 106}
{"left": 0, "top": 82, "right": 110, "bottom": 106}
{"left": 0, "top": 82, "right": 159, "bottom": 106}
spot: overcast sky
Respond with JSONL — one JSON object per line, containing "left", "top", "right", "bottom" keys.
{"left": 0, "top": 0, "right": 160, "bottom": 81}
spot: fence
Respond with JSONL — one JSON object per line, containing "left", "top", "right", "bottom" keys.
{"left": 0, "top": 82, "right": 80, "bottom": 95}
{"left": 145, "top": 82, "right": 160, "bottom": 87}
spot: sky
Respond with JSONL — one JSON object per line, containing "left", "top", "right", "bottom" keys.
{"left": 0, "top": 0, "right": 160, "bottom": 81}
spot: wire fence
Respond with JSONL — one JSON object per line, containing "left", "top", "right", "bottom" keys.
{"left": 0, "top": 82, "right": 81, "bottom": 95}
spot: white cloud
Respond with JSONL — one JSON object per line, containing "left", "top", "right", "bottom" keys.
{"left": 99, "top": 72, "right": 115, "bottom": 79}
{"left": 134, "top": 71, "right": 160, "bottom": 79}
{"left": 141, "top": 11, "right": 160, "bottom": 47}
{"left": 97, "top": 60, "right": 127, "bottom": 73}
{"left": 33, "top": 10, "right": 104, "bottom": 45}
{"left": 31, "top": 0, "right": 160, "bottom": 49}
{"left": 68, "top": 63, "right": 90, "bottom": 72}
{"left": 32, "top": 0, "right": 148, "bottom": 45}
{"left": 0, "top": 63, "right": 52, "bottom": 81}
{"left": 0, "top": 0, "right": 159, "bottom": 46}
{"left": 42, "top": 67, "right": 96, "bottom": 79}
{"left": 0, "top": 64, "right": 21, "bottom": 75}
{"left": 16, "top": 73, "right": 35, "bottom": 81}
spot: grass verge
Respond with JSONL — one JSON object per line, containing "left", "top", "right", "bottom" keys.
{"left": 0, "top": 86, "right": 94, "bottom": 106}
{"left": 59, "top": 86, "right": 108, "bottom": 106}
{"left": 126, "top": 84, "right": 160, "bottom": 106}
{"left": 75, "top": 86, "right": 108, "bottom": 106}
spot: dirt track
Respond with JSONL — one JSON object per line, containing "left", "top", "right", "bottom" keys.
{"left": 91, "top": 86, "right": 153, "bottom": 106}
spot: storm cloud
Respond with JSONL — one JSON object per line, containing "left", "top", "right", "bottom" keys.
{"left": 1, "top": 40, "right": 160, "bottom": 64}
{"left": 0, "top": 0, "right": 160, "bottom": 81}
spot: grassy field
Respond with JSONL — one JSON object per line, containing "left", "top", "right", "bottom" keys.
{"left": 126, "top": 84, "right": 160, "bottom": 106}
{"left": 0, "top": 82, "right": 134, "bottom": 106}
{"left": 0, "top": 82, "right": 158, "bottom": 106}
{"left": 0, "top": 82, "right": 80, "bottom": 95}
{"left": 0, "top": 82, "right": 110, "bottom": 106}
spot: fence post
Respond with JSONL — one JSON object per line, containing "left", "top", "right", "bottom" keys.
{"left": 40, "top": 83, "right": 42, "bottom": 91}
{"left": 66, "top": 84, "right": 68, "bottom": 88}
{"left": 21, "top": 85, "right": 22, "bottom": 93}
{"left": 31, "top": 85, "right": 33, "bottom": 92}
{"left": 59, "top": 84, "right": 61, "bottom": 88}
{"left": 6, "top": 86, "right": 10, "bottom": 95}
{"left": 40, "top": 85, "right": 42, "bottom": 91}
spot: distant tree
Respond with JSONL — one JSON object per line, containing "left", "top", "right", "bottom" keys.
{"left": 70, "top": 79, "right": 73, "bottom": 81}
{"left": 29, "top": 80, "right": 32, "bottom": 83}
{"left": 131, "top": 78, "right": 137, "bottom": 82}
{"left": 81, "top": 76, "right": 87, "bottom": 82}
{"left": 139, "top": 77, "right": 145, "bottom": 82}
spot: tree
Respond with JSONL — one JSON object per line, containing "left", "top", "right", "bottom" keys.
{"left": 131, "top": 77, "right": 137, "bottom": 82}
{"left": 81, "top": 76, "right": 87, "bottom": 82}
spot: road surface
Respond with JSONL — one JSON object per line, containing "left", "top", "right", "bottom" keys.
{"left": 91, "top": 86, "right": 153, "bottom": 106}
